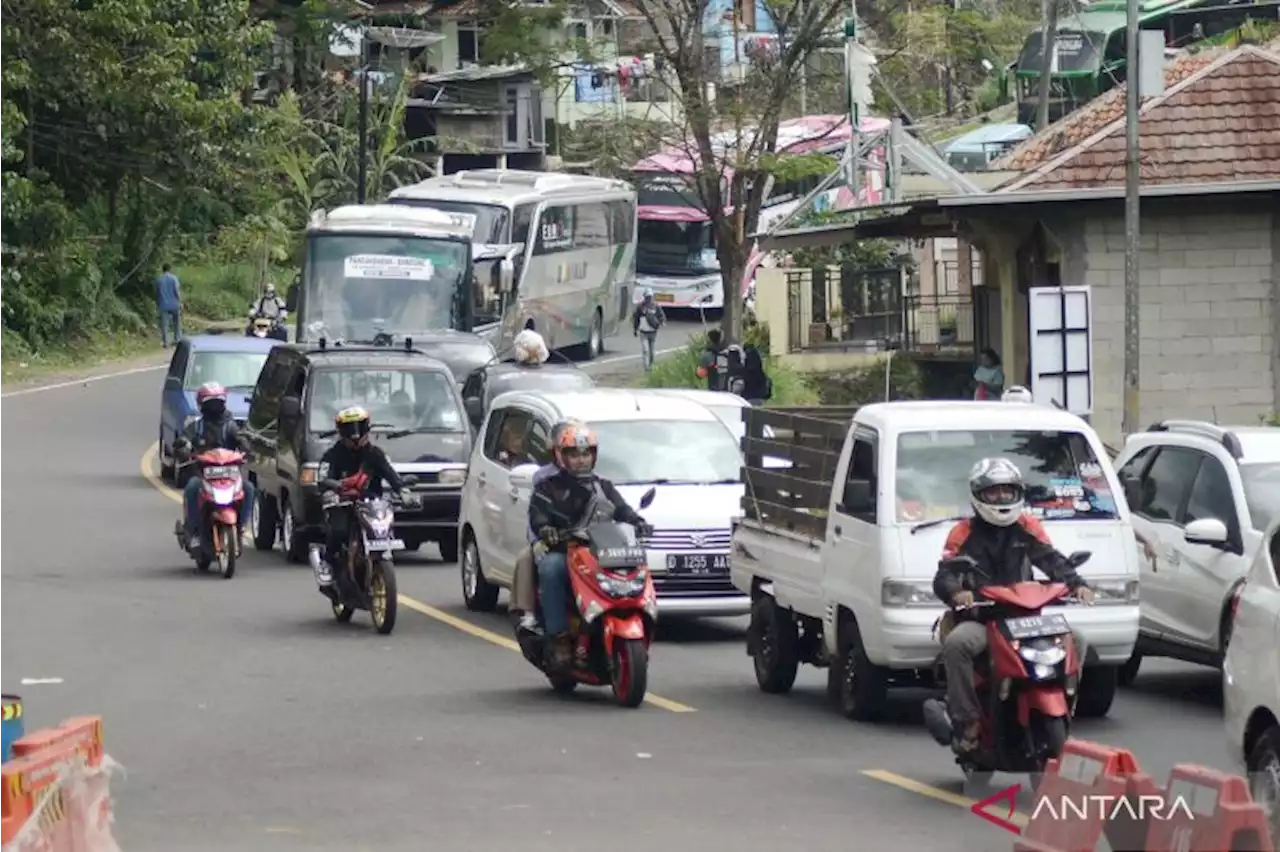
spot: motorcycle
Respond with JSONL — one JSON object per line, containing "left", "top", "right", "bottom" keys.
{"left": 311, "top": 471, "right": 419, "bottom": 634}
{"left": 922, "top": 551, "right": 1092, "bottom": 786}
{"left": 171, "top": 447, "right": 247, "bottom": 579}
{"left": 246, "top": 311, "right": 288, "bottom": 341}
{"left": 516, "top": 486, "right": 658, "bottom": 707}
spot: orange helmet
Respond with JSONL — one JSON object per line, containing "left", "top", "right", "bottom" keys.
{"left": 553, "top": 422, "right": 598, "bottom": 479}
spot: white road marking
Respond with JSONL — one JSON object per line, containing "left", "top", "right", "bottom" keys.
{"left": 1, "top": 364, "right": 166, "bottom": 398}
{"left": 584, "top": 345, "right": 685, "bottom": 370}
{"left": 19, "top": 677, "right": 64, "bottom": 685}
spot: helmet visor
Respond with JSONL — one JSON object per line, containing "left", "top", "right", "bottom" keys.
{"left": 337, "top": 419, "right": 370, "bottom": 442}
{"left": 562, "top": 447, "right": 595, "bottom": 474}
{"left": 977, "top": 483, "right": 1023, "bottom": 506}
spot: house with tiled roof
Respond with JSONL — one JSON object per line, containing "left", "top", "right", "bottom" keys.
{"left": 761, "top": 40, "right": 1280, "bottom": 442}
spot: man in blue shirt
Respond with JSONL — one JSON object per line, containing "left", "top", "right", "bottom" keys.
{"left": 155, "top": 263, "right": 182, "bottom": 347}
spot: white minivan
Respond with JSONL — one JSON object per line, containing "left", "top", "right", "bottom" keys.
{"left": 458, "top": 389, "right": 751, "bottom": 618}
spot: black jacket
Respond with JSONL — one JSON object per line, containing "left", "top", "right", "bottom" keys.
{"left": 317, "top": 442, "right": 405, "bottom": 495}
{"left": 180, "top": 413, "right": 246, "bottom": 454}
{"left": 529, "top": 471, "right": 643, "bottom": 552}
{"left": 633, "top": 302, "right": 666, "bottom": 334}
{"left": 932, "top": 514, "right": 1086, "bottom": 603}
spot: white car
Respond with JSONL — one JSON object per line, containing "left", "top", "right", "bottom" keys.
{"left": 641, "top": 388, "right": 790, "bottom": 469}
{"left": 457, "top": 389, "right": 751, "bottom": 618}
{"left": 1222, "top": 517, "right": 1280, "bottom": 840}
{"left": 1113, "top": 421, "right": 1280, "bottom": 682}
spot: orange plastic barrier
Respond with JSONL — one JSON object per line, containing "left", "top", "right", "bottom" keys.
{"left": 1137, "top": 764, "right": 1275, "bottom": 852}
{"left": 1, "top": 716, "right": 119, "bottom": 852}
{"left": 1015, "top": 739, "right": 1141, "bottom": 852}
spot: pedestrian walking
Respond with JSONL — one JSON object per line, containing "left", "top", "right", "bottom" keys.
{"left": 156, "top": 263, "right": 183, "bottom": 348}
{"left": 632, "top": 288, "right": 667, "bottom": 372}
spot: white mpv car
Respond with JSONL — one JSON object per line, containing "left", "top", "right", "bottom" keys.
{"left": 457, "top": 389, "right": 751, "bottom": 618}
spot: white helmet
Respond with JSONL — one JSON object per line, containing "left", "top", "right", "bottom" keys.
{"left": 1002, "top": 385, "right": 1034, "bottom": 403}
{"left": 512, "top": 329, "right": 549, "bottom": 365}
{"left": 969, "top": 457, "right": 1025, "bottom": 527}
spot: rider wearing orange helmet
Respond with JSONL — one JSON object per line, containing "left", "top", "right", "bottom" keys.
{"left": 528, "top": 422, "right": 652, "bottom": 667}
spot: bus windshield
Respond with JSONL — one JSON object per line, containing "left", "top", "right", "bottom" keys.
{"left": 390, "top": 199, "right": 509, "bottom": 243}
{"left": 632, "top": 173, "right": 703, "bottom": 209}
{"left": 299, "top": 234, "right": 469, "bottom": 344}
{"left": 636, "top": 220, "right": 718, "bottom": 276}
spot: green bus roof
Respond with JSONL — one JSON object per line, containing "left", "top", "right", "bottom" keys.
{"left": 1085, "top": 0, "right": 1211, "bottom": 16}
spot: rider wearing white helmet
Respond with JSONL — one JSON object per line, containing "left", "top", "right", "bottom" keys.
{"left": 1001, "top": 385, "right": 1034, "bottom": 403}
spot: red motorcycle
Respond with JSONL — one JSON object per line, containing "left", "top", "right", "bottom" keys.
{"left": 172, "top": 448, "right": 247, "bottom": 579}
{"left": 923, "top": 551, "right": 1091, "bottom": 786}
{"left": 516, "top": 487, "right": 658, "bottom": 707}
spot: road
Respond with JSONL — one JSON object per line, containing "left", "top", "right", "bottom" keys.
{"left": 0, "top": 315, "right": 1237, "bottom": 851}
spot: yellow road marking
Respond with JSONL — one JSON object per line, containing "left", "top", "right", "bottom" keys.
{"left": 862, "top": 769, "right": 1029, "bottom": 827}
{"left": 141, "top": 443, "right": 698, "bottom": 713}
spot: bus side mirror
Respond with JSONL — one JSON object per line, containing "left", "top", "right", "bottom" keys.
{"left": 499, "top": 258, "right": 514, "bottom": 294}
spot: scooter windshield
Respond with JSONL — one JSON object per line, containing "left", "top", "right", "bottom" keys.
{"left": 585, "top": 522, "right": 646, "bottom": 569}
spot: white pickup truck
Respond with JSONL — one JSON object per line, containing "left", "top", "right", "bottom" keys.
{"left": 730, "top": 401, "right": 1142, "bottom": 722}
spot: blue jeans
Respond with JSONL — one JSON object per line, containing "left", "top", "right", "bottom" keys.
{"left": 536, "top": 551, "right": 571, "bottom": 634}
{"left": 159, "top": 309, "right": 181, "bottom": 347}
{"left": 639, "top": 332, "right": 657, "bottom": 372}
{"left": 184, "top": 475, "right": 254, "bottom": 537}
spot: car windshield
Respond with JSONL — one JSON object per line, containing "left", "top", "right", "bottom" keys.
{"left": 488, "top": 369, "right": 593, "bottom": 401}
{"left": 636, "top": 219, "right": 717, "bottom": 275}
{"left": 1241, "top": 462, "right": 1280, "bottom": 531}
{"left": 185, "top": 351, "right": 269, "bottom": 393}
{"left": 308, "top": 368, "right": 464, "bottom": 434}
{"left": 390, "top": 199, "right": 509, "bottom": 243}
{"left": 895, "top": 429, "right": 1117, "bottom": 523}
{"left": 591, "top": 419, "right": 741, "bottom": 484}
{"left": 299, "top": 234, "right": 469, "bottom": 344}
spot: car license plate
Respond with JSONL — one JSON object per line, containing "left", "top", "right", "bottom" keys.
{"left": 666, "top": 553, "right": 729, "bottom": 575}
{"left": 1004, "top": 613, "right": 1070, "bottom": 639}
{"left": 365, "top": 538, "right": 405, "bottom": 552}
{"left": 654, "top": 292, "right": 675, "bottom": 303}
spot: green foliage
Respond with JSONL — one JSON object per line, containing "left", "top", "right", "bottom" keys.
{"left": 638, "top": 332, "right": 819, "bottom": 406}
{"left": 808, "top": 358, "right": 925, "bottom": 405}
{"left": 1262, "top": 412, "right": 1280, "bottom": 427}
{"left": 787, "top": 209, "right": 910, "bottom": 270}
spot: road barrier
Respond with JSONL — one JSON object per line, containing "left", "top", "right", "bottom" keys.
{"left": 1, "top": 716, "right": 121, "bottom": 852}
{"left": 1012, "top": 738, "right": 1275, "bottom": 852}
{"left": 1, "top": 698, "right": 22, "bottom": 762}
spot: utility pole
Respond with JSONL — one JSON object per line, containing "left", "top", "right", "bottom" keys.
{"left": 1122, "top": 0, "right": 1141, "bottom": 435}
{"left": 843, "top": 11, "right": 871, "bottom": 201}
{"left": 1035, "top": 0, "right": 1059, "bottom": 130}
{"left": 357, "top": 31, "right": 370, "bottom": 204}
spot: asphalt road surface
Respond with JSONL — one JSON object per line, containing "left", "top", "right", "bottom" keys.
{"left": 1, "top": 316, "right": 1238, "bottom": 851}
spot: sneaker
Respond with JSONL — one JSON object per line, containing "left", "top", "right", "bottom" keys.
{"left": 187, "top": 534, "right": 200, "bottom": 551}
{"left": 517, "top": 613, "right": 540, "bottom": 634}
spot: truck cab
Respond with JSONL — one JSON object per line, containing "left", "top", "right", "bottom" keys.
{"left": 730, "top": 401, "right": 1141, "bottom": 722}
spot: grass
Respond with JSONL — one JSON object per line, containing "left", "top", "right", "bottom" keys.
{"left": 0, "top": 262, "right": 283, "bottom": 388}
{"left": 634, "top": 334, "right": 820, "bottom": 405}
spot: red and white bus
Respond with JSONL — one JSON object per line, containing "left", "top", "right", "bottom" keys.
{"left": 628, "top": 114, "right": 890, "bottom": 310}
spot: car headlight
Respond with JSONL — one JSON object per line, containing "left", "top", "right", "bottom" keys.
{"left": 597, "top": 572, "right": 645, "bottom": 598}
{"left": 438, "top": 468, "right": 466, "bottom": 486}
{"left": 1090, "top": 579, "right": 1139, "bottom": 604}
{"left": 367, "top": 517, "right": 393, "bottom": 536}
{"left": 881, "top": 580, "right": 938, "bottom": 607}
{"left": 1019, "top": 645, "right": 1067, "bottom": 666}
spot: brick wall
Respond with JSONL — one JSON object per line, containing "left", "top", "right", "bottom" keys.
{"left": 1078, "top": 210, "right": 1278, "bottom": 444}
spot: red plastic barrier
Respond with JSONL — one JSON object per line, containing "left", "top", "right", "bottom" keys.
{"left": 1140, "top": 764, "right": 1275, "bottom": 852}
{"left": 1014, "top": 739, "right": 1141, "bottom": 852}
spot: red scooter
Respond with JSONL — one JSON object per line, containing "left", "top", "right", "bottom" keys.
{"left": 516, "top": 487, "right": 658, "bottom": 707}
{"left": 923, "top": 551, "right": 1091, "bottom": 786}
{"left": 172, "top": 448, "right": 247, "bottom": 579}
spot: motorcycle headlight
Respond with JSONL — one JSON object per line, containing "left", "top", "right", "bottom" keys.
{"left": 438, "top": 469, "right": 467, "bottom": 486}
{"left": 596, "top": 572, "right": 646, "bottom": 598}
{"left": 1089, "top": 579, "right": 1139, "bottom": 604}
{"left": 1019, "top": 645, "right": 1067, "bottom": 667}
{"left": 881, "top": 580, "right": 939, "bottom": 608}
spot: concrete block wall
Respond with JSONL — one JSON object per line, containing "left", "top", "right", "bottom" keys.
{"left": 1079, "top": 210, "right": 1278, "bottom": 444}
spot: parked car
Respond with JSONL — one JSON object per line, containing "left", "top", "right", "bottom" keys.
{"left": 157, "top": 334, "right": 277, "bottom": 482}
{"left": 242, "top": 342, "right": 473, "bottom": 563}
{"left": 1222, "top": 516, "right": 1280, "bottom": 842}
{"left": 460, "top": 362, "right": 596, "bottom": 429}
{"left": 731, "top": 401, "right": 1141, "bottom": 721}
{"left": 458, "top": 389, "right": 751, "bottom": 618}
{"left": 410, "top": 329, "right": 497, "bottom": 389}
{"left": 1113, "top": 420, "right": 1280, "bottom": 683}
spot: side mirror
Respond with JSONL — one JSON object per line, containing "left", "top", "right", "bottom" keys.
{"left": 280, "top": 396, "right": 301, "bottom": 420}
{"left": 639, "top": 487, "right": 657, "bottom": 509}
{"left": 498, "top": 258, "right": 515, "bottom": 294}
{"left": 464, "top": 397, "right": 483, "bottom": 426}
{"left": 840, "top": 479, "right": 873, "bottom": 514}
{"left": 1122, "top": 475, "right": 1142, "bottom": 510}
{"left": 1184, "top": 517, "right": 1229, "bottom": 547}
{"left": 164, "top": 375, "right": 182, "bottom": 391}
{"left": 1066, "top": 550, "right": 1093, "bottom": 568}
{"left": 509, "top": 462, "right": 540, "bottom": 489}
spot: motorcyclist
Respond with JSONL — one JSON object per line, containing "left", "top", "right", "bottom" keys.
{"left": 528, "top": 422, "right": 652, "bottom": 668}
{"left": 932, "top": 457, "right": 1094, "bottom": 753}
{"left": 314, "top": 406, "right": 416, "bottom": 587}
{"left": 174, "top": 382, "right": 255, "bottom": 549}
{"left": 246, "top": 284, "right": 288, "bottom": 339}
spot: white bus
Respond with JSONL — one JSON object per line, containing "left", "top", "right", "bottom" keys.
{"left": 293, "top": 204, "right": 497, "bottom": 346}
{"left": 389, "top": 170, "right": 636, "bottom": 360}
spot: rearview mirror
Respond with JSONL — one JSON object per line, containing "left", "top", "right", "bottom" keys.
{"left": 164, "top": 375, "right": 182, "bottom": 391}
{"left": 498, "top": 258, "right": 515, "bottom": 294}
{"left": 639, "top": 487, "right": 657, "bottom": 509}
{"left": 1184, "top": 517, "right": 1229, "bottom": 547}
{"left": 280, "top": 396, "right": 301, "bottom": 420}
{"left": 509, "top": 462, "right": 540, "bottom": 489}
{"left": 464, "top": 396, "right": 483, "bottom": 426}
{"left": 1121, "top": 475, "right": 1142, "bottom": 510}
{"left": 840, "top": 479, "right": 873, "bottom": 514}
{"left": 1067, "top": 550, "right": 1092, "bottom": 568}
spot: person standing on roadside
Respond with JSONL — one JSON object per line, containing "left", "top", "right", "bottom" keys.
{"left": 156, "top": 263, "right": 183, "bottom": 348}
{"left": 696, "top": 328, "right": 727, "bottom": 390}
{"left": 632, "top": 288, "right": 667, "bottom": 372}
